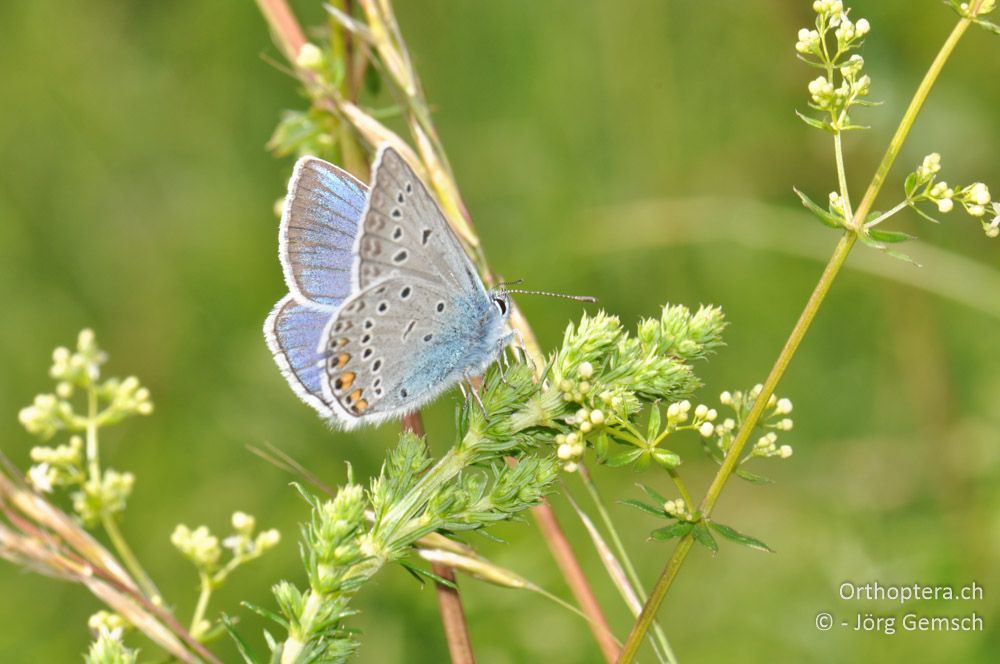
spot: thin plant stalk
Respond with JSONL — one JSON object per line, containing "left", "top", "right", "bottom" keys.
{"left": 85, "top": 381, "right": 161, "bottom": 602}
{"left": 403, "top": 411, "right": 476, "bottom": 664}
{"left": 254, "top": 1, "right": 618, "bottom": 659}
{"left": 577, "top": 466, "right": 675, "bottom": 664}
{"left": 619, "top": 9, "right": 982, "bottom": 661}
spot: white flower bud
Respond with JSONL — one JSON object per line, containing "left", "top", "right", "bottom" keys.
{"left": 699, "top": 422, "right": 715, "bottom": 437}
{"left": 296, "top": 43, "right": 324, "bottom": 70}
{"left": 775, "top": 398, "right": 793, "bottom": 414}
{"left": 579, "top": 421, "right": 592, "bottom": 433}
{"left": 855, "top": 18, "right": 870, "bottom": 35}
{"left": 779, "top": 445, "right": 794, "bottom": 459}
{"left": 937, "top": 198, "right": 954, "bottom": 213}
{"left": 557, "top": 443, "right": 573, "bottom": 460}
{"left": 694, "top": 404, "right": 708, "bottom": 419}
{"left": 563, "top": 462, "right": 579, "bottom": 473}
{"left": 577, "top": 361, "right": 594, "bottom": 379}
{"left": 719, "top": 391, "right": 732, "bottom": 405}
{"left": 590, "top": 410, "right": 605, "bottom": 425}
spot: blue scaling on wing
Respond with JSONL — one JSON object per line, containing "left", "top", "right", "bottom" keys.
{"left": 263, "top": 294, "right": 336, "bottom": 417}
{"left": 280, "top": 157, "right": 368, "bottom": 309}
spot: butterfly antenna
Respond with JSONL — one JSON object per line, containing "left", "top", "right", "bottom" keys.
{"left": 495, "top": 278, "right": 525, "bottom": 289}
{"left": 505, "top": 289, "right": 597, "bottom": 303}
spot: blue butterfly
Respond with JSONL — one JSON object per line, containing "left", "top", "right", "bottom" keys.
{"left": 264, "top": 145, "right": 514, "bottom": 428}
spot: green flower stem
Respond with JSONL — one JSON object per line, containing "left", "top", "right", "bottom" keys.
{"left": 834, "top": 132, "right": 854, "bottom": 220}
{"left": 665, "top": 469, "right": 693, "bottom": 509}
{"left": 85, "top": 383, "right": 161, "bottom": 602}
{"left": 190, "top": 571, "right": 213, "bottom": 638}
{"left": 578, "top": 467, "right": 677, "bottom": 664}
{"left": 864, "top": 200, "right": 909, "bottom": 229}
{"left": 619, "top": 12, "right": 978, "bottom": 662}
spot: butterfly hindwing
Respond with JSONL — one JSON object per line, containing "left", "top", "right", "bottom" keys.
{"left": 263, "top": 294, "right": 336, "bottom": 417}
{"left": 280, "top": 157, "right": 368, "bottom": 309}
{"left": 319, "top": 275, "right": 497, "bottom": 427}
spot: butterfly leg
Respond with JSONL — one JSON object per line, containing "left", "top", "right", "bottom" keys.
{"left": 509, "top": 328, "right": 535, "bottom": 372}
{"left": 463, "top": 372, "right": 489, "bottom": 419}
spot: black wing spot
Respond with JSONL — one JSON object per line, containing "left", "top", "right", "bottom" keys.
{"left": 391, "top": 208, "right": 402, "bottom": 219}
{"left": 377, "top": 301, "right": 389, "bottom": 314}
{"left": 436, "top": 302, "right": 445, "bottom": 312}
{"left": 392, "top": 250, "right": 408, "bottom": 263}
{"left": 400, "top": 286, "right": 412, "bottom": 299}
{"left": 361, "top": 333, "right": 372, "bottom": 345}
{"left": 397, "top": 192, "right": 405, "bottom": 204}
{"left": 372, "top": 359, "right": 382, "bottom": 372}
{"left": 400, "top": 388, "right": 408, "bottom": 398}
{"left": 405, "top": 181, "right": 413, "bottom": 194}
{"left": 423, "top": 334, "right": 433, "bottom": 342}
{"left": 402, "top": 320, "right": 416, "bottom": 340}
{"left": 364, "top": 319, "right": 374, "bottom": 330}
{"left": 421, "top": 229, "right": 432, "bottom": 245}
{"left": 375, "top": 387, "right": 383, "bottom": 396}
{"left": 375, "top": 286, "right": 387, "bottom": 295}
{"left": 392, "top": 226, "right": 403, "bottom": 239}
{"left": 362, "top": 348, "right": 373, "bottom": 359}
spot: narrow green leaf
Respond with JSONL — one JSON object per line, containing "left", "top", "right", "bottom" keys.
{"left": 881, "top": 247, "right": 921, "bottom": 266}
{"left": 904, "top": 172, "right": 919, "bottom": 198}
{"left": 856, "top": 232, "right": 885, "bottom": 249}
{"left": 607, "top": 448, "right": 644, "bottom": 468}
{"left": 637, "top": 482, "right": 669, "bottom": 505}
{"left": 709, "top": 522, "right": 775, "bottom": 553}
{"left": 650, "top": 522, "right": 693, "bottom": 541}
{"left": 240, "top": 602, "right": 287, "bottom": 628}
{"left": 974, "top": 18, "right": 1000, "bottom": 36}
{"left": 793, "top": 187, "right": 844, "bottom": 229}
{"left": 795, "top": 110, "right": 833, "bottom": 132}
{"left": 652, "top": 448, "right": 681, "bottom": 469}
{"left": 621, "top": 498, "right": 666, "bottom": 517}
{"left": 594, "top": 431, "right": 609, "bottom": 462}
{"left": 646, "top": 404, "right": 662, "bottom": 440}
{"left": 399, "top": 560, "right": 457, "bottom": 589}
{"left": 222, "top": 615, "right": 260, "bottom": 664}
{"left": 734, "top": 468, "right": 774, "bottom": 484}
{"left": 691, "top": 523, "right": 719, "bottom": 554}
{"left": 867, "top": 229, "right": 914, "bottom": 244}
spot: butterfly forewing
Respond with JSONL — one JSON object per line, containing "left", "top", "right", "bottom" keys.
{"left": 280, "top": 158, "right": 367, "bottom": 309}
{"left": 352, "top": 147, "right": 482, "bottom": 295}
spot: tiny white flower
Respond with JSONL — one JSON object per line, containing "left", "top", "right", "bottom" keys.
{"left": 557, "top": 443, "right": 573, "bottom": 460}
{"left": 775, "top": 398, "right": 793, "bottom": 415}
{"left": 779, "top": 445, "right": 794, "bottom": 459}
{"left": 699, "top": 422, "right": 715, "bottom": 437}
{"left": 577, "top": 361, "right": 594, "bottom": 379}
{"left": 579, "top": 421, "right": 592, "bottom": 433}
{"left": 563, "top": 462, "right": 579, "bottom": 473}
{"left": 968, "top": 204, "right": 986, "bottom": 217}
{"left": 719, "top": 391, "right": 732, "bottom": 405}
{"left": 28, "top": 463, "right": 54, "bottom": 493}
{"left": 694, "top": 404, "right": 708, "bottom": 419}
{"left": 855, "top": 18, "right": 870, "bottom": 35}
{"left": 937, "top": 198, "right": 954, "bottom": 213}
{"left": 589, "top": 409, "right": 605, "bottom": 425}
{"left": 706, "top": 408, "right": 718, "bottom": 421}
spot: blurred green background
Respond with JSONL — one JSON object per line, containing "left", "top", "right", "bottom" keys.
{"left": 1, "top": 1, "right": 998, "bottom": 662}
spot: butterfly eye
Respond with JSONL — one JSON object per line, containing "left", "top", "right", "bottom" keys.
{"left": 492, "top": 296, "right": 508, "bottom": 316}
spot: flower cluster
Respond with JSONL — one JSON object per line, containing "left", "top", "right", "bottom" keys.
{"left": 84, "top": 627, "right": 137, "bottom": 664}
{"left": 19, "top": 331, "right": 153, "bottom": 526}
{"left": 796, "top": 1, "right": 874, "bottom": 132}
{"left": 952, "top": 0, "right": 997, "bottom": 18}
{"left": 171, "top": 512, "right": 280, "bottom": 574}
{"left": 901, "top": 153, "right": 997, "bottom": 237}
{"left": 710, "top": 386, "right": 795, "bottom": 463}
{"left": 549, "top": 305, "right": 726, "bottom": 472}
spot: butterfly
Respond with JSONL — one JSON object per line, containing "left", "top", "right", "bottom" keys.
{"left": 264, "top": 145, "right": 514, "bottom": 429}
